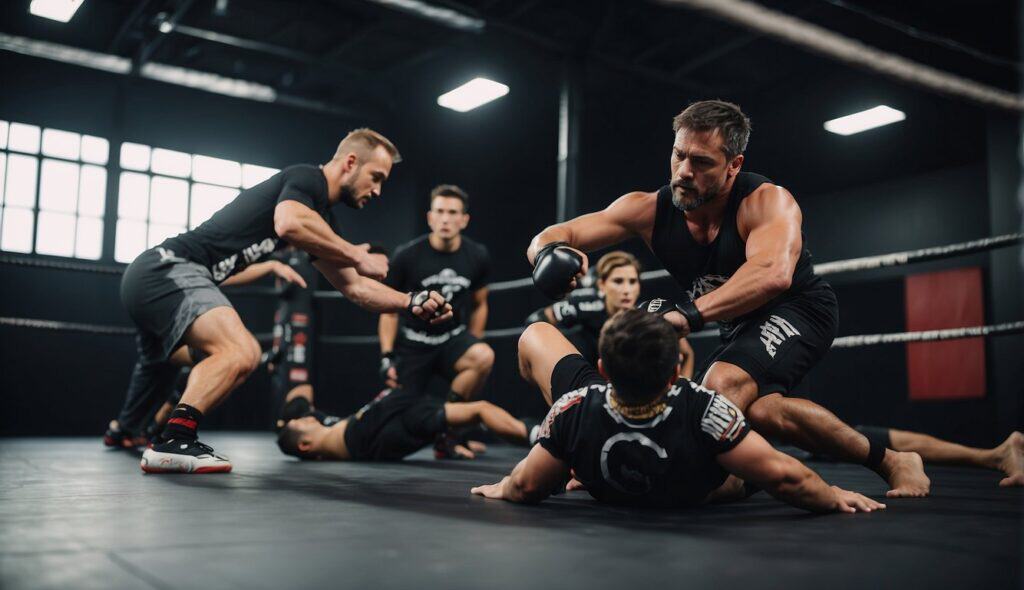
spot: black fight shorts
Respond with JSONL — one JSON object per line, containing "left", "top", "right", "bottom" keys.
{"left": 695, "top": 283, "right": 839, "bottom": 396}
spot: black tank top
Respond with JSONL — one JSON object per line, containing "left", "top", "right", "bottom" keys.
{"left": 650, "top": 172, "right": 821, "bottom": 334}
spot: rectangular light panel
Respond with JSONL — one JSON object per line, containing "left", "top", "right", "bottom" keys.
{"left": 29, "top": 0, "right": 85, "bottom": 23}
{"left": 824, "top": 105, "right": 905, "bottom": 136}
{"left": 437, "top": 78, "right": 509, "bottom": 112}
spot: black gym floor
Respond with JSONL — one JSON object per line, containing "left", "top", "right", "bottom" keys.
{"left": 1, "top": 434, "right": 1019, "bottom": 590}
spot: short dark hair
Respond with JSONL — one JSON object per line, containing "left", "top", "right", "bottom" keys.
{"left": 672, "top": 100, "right": 751, "bottom": 159}
{"left": 276, "top": 423, "right": 310, "bottom": 460}
{"left": 598, "top": 309, "right": 680, "bottom": 404}
{"left": 430, "top": 184, "right": 469, "bottom": 212}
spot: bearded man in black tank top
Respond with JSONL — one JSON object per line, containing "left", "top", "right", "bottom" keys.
{"left": 527, "top": 100, "right": 929, "bottom": 498}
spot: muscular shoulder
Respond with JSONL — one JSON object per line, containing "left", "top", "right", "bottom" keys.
{"left": 736, "top": 183, "right": 801, "bottom": 236}
{"left": 280, "top": 164, "right": 324, "bottom": 191}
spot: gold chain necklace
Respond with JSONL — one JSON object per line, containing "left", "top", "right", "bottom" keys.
{"left": 607, "top": 388, "right": 667, "bottom": 420}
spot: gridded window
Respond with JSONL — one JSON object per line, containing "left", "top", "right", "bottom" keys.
{"left": 113, "top": 142, "right": 278, "bottom": 262}
{"left": 0, "top": 120, "right": 109, "bottom": 259}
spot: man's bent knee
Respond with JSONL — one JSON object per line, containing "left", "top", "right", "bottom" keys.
{"left": 746, "top": 394, "right": 785, "bottom": 432}
{"left": 702, "top": 363, "right": 759, "bottom": 410}
{"left": 463, "top": 343, "right": 495, "bottom": 372}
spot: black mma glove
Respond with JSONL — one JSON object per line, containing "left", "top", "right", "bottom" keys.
{"left": 532, "top": 242, "right": 583, "bottom": 301}
{"left": 408, "top": 289, "right": 449, "bottom": 319}
{"left": 637, "top": 297, "right": 705, "bottom": 333}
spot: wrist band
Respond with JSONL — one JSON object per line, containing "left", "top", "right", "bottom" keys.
{"left": 677, "top": 300, "right": 705, "bottom": 332}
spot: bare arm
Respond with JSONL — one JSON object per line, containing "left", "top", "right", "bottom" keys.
{"left": 471, "top": 444, "right": 570, "bottom": 503}
{"left": 378, "top": 313, "right": 399, "bottom": 354}
{"left": 693, "top": 185, "right": 802, "bottom": 322}
{"left": 467, "top": 287, "right": 489, "bottom": 338}
{"left": 220, "top": 260, "right": 306, "bottom": 288}
{"left": 716, "top": 430, "right": 884, "bottom": 513}
{"left": 274, "top": 200, "right": 386, "bottom": 278}
{"left": 678, "top": 337, "right": 695, "bottom": 379}
{"left": 526, "top": 192, "right": 656, "bottom": 266}
{"left": 313, "top": 260, "right": 452, "bottom": 324}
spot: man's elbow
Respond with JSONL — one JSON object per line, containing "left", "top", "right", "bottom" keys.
{"left": 273, "top": 210, "right": 300, "bottom": 241}
{"left": 515, "top": 478, "right": 550, "bottom": 504}
{"left": 760, "top": 457, "right": 810, "bottom": 496}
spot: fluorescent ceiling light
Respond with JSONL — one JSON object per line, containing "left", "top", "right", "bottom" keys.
{"left": 437, "top": 78, "right": 509, "bottom": 112}
{"left": 29, "top": 0, "right": 85, "bottom": 23}
{"left": 824, "top": 105, "right": 905, "bottom": 136}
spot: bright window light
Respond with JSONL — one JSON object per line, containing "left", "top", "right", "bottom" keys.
{"left": 824, "top": 105, "right": 905, "bottom": 136}
{"left": 39, "top": 159, "right": 79, "bottom": 213}
{"left": 241, "top": 164, "right": 279, "bottom": 189}
{"left": 190, "top": 183, "right": 237, "bottom": 228}
{"left": 151, "top": 148, "right": 191, "bottom": 178}
{"left": 78, "top": 165, "right": 106, "bottom": 217}
{"left": 0, "top": 120, "right": 8, "bottom": 149}
{"left": 437, "top": 77, "right": 509, "bottom": 112}
{"left": 35, "top": 211, "right": 76, "bottom": 256}
{"left": 120, "top": 142, "right": 151, "bottom": 171}
{"left": 147, "top": 222, "right": 185, "bottom": 248}
{"left": 29, "top": 0, "right": 85, "bottom": 23}
{"left": 1, "top": 207, "right": 34, "bottom": 253}
{"left": 5, "top": 154, "right": 39, "bottom": 208}
{"left": 0, "top": 154, "right": 6, "bottom": 204}
{"left": 149, "top": 176, "right": 189, "bottom": 225}
{"left": 115, "top": 219, "right": 146, "bottom": 262}
{"left": 41, "top": 128, "right": 81, "bottom": 160}
{"left": 75, "top": 216, "right": 102, "bottom": 259}
{"left": 81, "top": 135, "right": 109, "bottom": 165}
{"left": 9, "top": 123, "right": 41, "bottom": 154}
{"left": 117, "top": 172, "right": 150, "bottom": 221}
{"left": 192, "top": 155, "right": 241, "bottom": 187}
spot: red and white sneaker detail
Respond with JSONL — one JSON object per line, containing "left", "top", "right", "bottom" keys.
{"left": 140, "top": 439, "right": 232, "bottom": 474}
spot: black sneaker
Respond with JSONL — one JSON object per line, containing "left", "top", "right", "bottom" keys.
{"left": 140, "top": 438, "right": 232, "bottom": 473}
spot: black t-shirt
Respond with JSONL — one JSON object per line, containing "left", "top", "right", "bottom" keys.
{"left": 385, "top": 235, "right": 491, "bottom": 336}
{"left": 550, "top": 287, "right": 609, "bottom": 339}
{"left": 161, "top": 164, "right": 332, "bottom": 283}
{"left": 538, "top": 378, "right": 751, "bottom": 507}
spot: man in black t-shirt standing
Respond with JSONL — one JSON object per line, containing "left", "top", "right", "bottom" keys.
{"left": 378, "top": 185, "right": 494, "bottom": 403}
{"left": 472, "top": 310, "right": 885, "bottom": 514}
{"left": 118, "top": 128, "right": 452, "bottom": 474}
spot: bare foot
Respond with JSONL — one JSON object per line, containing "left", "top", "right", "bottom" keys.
{"left": 879, "top": 450, "right": 930, "bottom": 498}
{"left": 467, "top": 440, "right": 488, "bottom": 454}
{"left": 565, "top": 478, "right": 586, "bottom": 492}
{"left": 995, "top": 431, "right": 1024, "bottom": 487}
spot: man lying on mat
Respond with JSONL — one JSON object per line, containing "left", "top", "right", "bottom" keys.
{"left": 471, "top": 310, "right": 884, "bottom": 513}
{"left": 275, "top": 384, "right": 536, "bottom": 462}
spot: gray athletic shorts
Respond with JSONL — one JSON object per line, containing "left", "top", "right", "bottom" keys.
{"left": 120, "top": 246, "right": 232, "bottom": 362}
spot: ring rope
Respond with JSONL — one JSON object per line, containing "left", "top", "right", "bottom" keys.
{"left": 830, "top": 321, "right": 1024, "bottom": 348}
{"left": 3, "top": 315, "right": 1018, "bottom": 349}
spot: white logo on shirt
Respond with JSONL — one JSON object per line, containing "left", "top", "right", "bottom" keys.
{"left": 687, "top": 274, "right": 730, "bottom": 299}
{"left": 211, "top": 237, "right": 278, "bottom": 281}
{"left": 421, "top": 267, "right": 471, "bottom": 300}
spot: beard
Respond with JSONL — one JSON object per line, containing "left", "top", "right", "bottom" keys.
{"left": 671, "top": 178, "right": 723, "bottom": 212}
{"left": 339, "top": 181, "right": 361, "bottom": 209}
